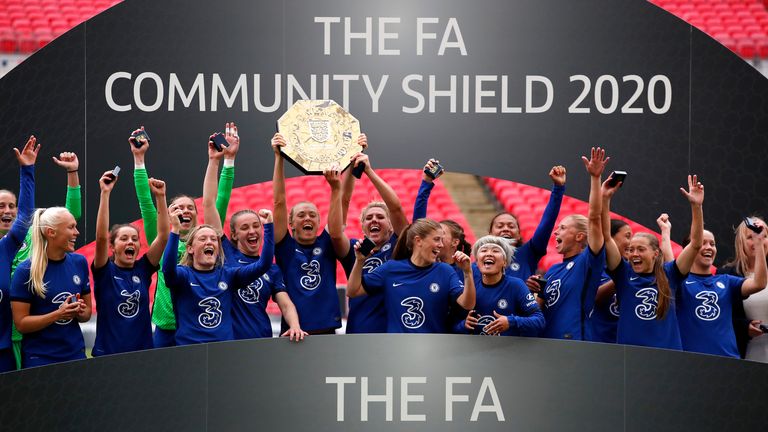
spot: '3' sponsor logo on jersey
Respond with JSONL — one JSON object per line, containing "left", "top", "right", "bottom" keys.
{"left": 695, "top": 291, "right": 720, "bottom": 321}
{"left": 363, "top": 257, "right": 384, "bottom": 274}
{"left": 544, "top": 279, "right": 561, "bottom": 307}
{"left": 300, "top": 260, "right": 321, "bottom": 290}
{"left": 239, "top": 278, "right": 263, "bottom": 304}
{"left": 634, "top": 287, "right": 658, "bottom": 320}
{"left": 198, "top": 297, "right": 222, "bottom": 328}
{"left": 400, "top": 296, "right": 425, "bottom": 329}
{"left": 478, "top": 315, "right": 495, "bottom": 335}
{"left": 118, "top": 290, "right": 141, "bottom": 318}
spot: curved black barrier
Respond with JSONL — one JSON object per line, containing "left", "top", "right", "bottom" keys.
{"left": 0, "top": 0, "right": 765, "bottom": 261}
{"left": 1, "top": 335, "right": 768, "bottom": 431}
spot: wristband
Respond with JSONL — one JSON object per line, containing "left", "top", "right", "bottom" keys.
{"left": 67, "top": 170, "right": 78, "bottom": 173}
{"left": 223, "top": 159, "right": 235, "bottom": 168}
{"left": 134, "top": 163, "right": 146, "bottom": 169}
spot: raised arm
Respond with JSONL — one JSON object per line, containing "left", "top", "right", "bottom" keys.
{"left": 454, "top": 251, "right": 476, "bottom": 310}
{"left": 203, "top": 135, "right": 225, "bottom": 234}
{"left": 674, "top": 175, "right": 704, "bottom": 275}
{"left": 216, "top": 122, "right": 240, "bottom": 227}
{"left": 340, "top": 133, "right": 367, "bottom": 222}
{"left": 581, "top": 147, "right": 606, "bottom": 254}
{"left": 325, "top": 167, "right": 351, "bottom": 257}
{"left": 600, "top": 179, "right": 622, "bottom": 271}
{"left": 357, "top": 153, "right": 409, "bottom": 236}
{"left": 130, "top": 127, "right": 158, "bottom": 244}
{"left": 346, "top": 243, "right": 369, "bottom": 298}
{"left": 162, "top": 212, "right": 185, "bottom": 291}
{"left": 8, "top": 136, "right": 38, "bottom": 244}
{"left": 741, "top": 224, "right": 767, "bottom": 296}
{"left": 93, "top": 170, "right": 118, "bottom": 269}
{"left": 271, "top": 133, "right": 289, "bottom": 243}
{"left": 528, "top": 165, "right": 567, "bottom": 254}
{"left": 412, "top": 159, "right": 439, "bottom": 221}
{"left": 145, "top": 178, "right": 170, "bottom": 267}
{"left": 52, "top": 152, "right": 81, "bottom": 220}
{"left": 656, "top": 213, "right": 675, "bottom": 262}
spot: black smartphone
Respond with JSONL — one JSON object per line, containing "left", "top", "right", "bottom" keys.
{"left": 535, "top": 277, "right": 548, "bottom": 290}
{"left": 606, "top": 170, "right": 627, "bottom": 187}
{"left": 130, "top": 129, "right": 149, "bottom": 148}
{"left": 178, "top": 215, "right": 189, "bottom": 223}
{"left": 69, "top": 294, "right": 78, "bottom": 304}
{"left": 351, "top": 161, "right": 366, "bottom": 179}
{"left": 358, "top": 237, "right": 376, "bottom": 256}
{"left": 744, "top": 217, "right": 764, "bottom": 234}
{"left": 211, "top": 133, "right": 229, "bottom": 152}
{"left": 424, "top": 161, "right": 444, "bottom": 180}
{"left": 104, "top": 165, "right": 120, "bottom": 185}
{"left": 759, "top": 324, "right": 768, "bottom": 334}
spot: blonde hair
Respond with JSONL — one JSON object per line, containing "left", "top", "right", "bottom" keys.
{"left": 180, "top": 224, "right": 225, "bottom": 268}
{"left": 28, "top": 207, "right": 72, "bottom": 298}
{"left": 567, "top": 214, "right": 589, "bottom": 247}
{"left": 728, "top": 216, "right": 766, "bottom": 276}
{"left": 472, "top": 235, "right": 516, "bottom": 267}
{"left": 360, "top": 201, "right": 391, "bottom": 225}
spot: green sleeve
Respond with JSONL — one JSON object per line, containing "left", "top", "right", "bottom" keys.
{"left": 11, "top": 229, "right": 33, "bottom": 275}
{"left": 216, "top": 165, "right": 234, "bottom": 227}
{"left": 134, "top": 167, "right": 158, "bottom": 244}
{"left": 65, "top": 185, "right": 82, "bottom": 220}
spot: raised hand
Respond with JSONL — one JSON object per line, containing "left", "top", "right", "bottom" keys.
{"left": 422, "top": 158, "right": 443, "bottom": 182}
{"left": 581, "top": 147, "right": 609, "bottom": 178}
{"left": 680, "top": 174, "right": 704, "bottom": 205}
{"left": 149, "top": 178, "right": 166, "bottom": 196}
{"left": 657, "top": 213, "right": 671, "bottom": 232}
{"left": 169, "top": 207, "right": 183, "bottom": 233}
{"left": 14, "top": 135, "right": 41, "bottom": 166}
{"left": 128, "top": 126, "right": 150, "bottom": 156}
{"left": 258, "top": 208, "right": 273, "bottom": 224}
{"left": 98, "top": 170, "right": 118, "bottom": 192}
{"left": 271, "top": 133, "right": 286, "bottom": 154}
{"left": 323, "top": 165, "right": 342, "bottom": 189}
{"left": 358, "top": 133, "right": 368, "bottom": 150}
{"left": 223, "top": 122, "right": 240, "bottom": 159}
{"left": 52, "top": 151, "right": 78, "bottom": 171}
{"left": 454, "top": 251, "right": 471, "bottom": 272}
{"left": 549, "top": 165, "right": 567, "bottom": 186}
{"left": 207, "top": 134, "right": 225, "bottom": 160}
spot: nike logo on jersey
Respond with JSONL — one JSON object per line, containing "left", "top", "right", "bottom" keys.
{"left": 190, "top": 283, "right": 201, "bottom": 287}
{"left": 630, "top": 277, "right": 639, "bottom": 281}
{"left": 685, "top": 281, "right": 696, "bottom": 284}
{"left": 238, "top": 259, "right": 249, "bottom": 264}
{"left": 113, "top": 276, "right": 124, "bottom": 281}
{"left": 392, "top": 282, "right": 404, "bottom": 287}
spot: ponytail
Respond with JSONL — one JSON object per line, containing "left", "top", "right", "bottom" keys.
{"left": 392, "top": 218, "right": 442, "bottom": 261}
{"left": 28, "top": 207, "right": 72, "bottom": 298}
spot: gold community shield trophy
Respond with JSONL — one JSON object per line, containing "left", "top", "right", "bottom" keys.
{"left": 277, "top": 100, "right": 362, "bottom": 174}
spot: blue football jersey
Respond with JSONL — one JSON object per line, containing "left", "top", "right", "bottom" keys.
{"left": 362, "top": 259, "right": 464, "bottom": 333}
{"left": 92, "top": 255, "right": 157, "bottom": 356}
{"left": 343, "top": 234, "right": 397, "bottom": 334}
{"left": 540, "top": 246, "right": 605, "bottom": 340}
{"left": 460, "top": 274, "right": 544, "bottom": 336}
{"left": 11, "top": 253, "right": 90, "bottom": 363}
{"left": 677, "top": 273, "right": 744, "bottom": 358}
{"left": 223, "top": 239, "right": 285, "bottom": 339}
{"left": 587, "top": 271, "right": 619, "bottom": 343}
{"left": 275, "top": 230, "right": 341, "bottom": 332}
{"left": 610, "top": 259, "right": 684, "bottom": 350}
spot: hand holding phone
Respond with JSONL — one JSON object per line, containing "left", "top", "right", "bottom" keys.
{"left": 130, "top": 129, "right": 150, "bottom": 148}
{"left": 606, "top": 170, "right": 627, "bottom": 188}
{"left": 535, "top": 277, "right": 548, "bottom": 291}
{"left": 104, "top": 166, "right": 121, "bottom": 185}
{"left": 424, "top": 160, "right": 444, "bottom": 180}
{"left": 210, "top": 133, "right": 230, "bottom": 152}
{"left": 744, "top": 217, "right": 764, "bottom": 234}
{"left": 357, "top": 237, "right": 376, "bottom": 256}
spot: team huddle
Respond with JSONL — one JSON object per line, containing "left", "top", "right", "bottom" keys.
{"left": 0, "top": 124, "right": 766, "bottom": 372}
